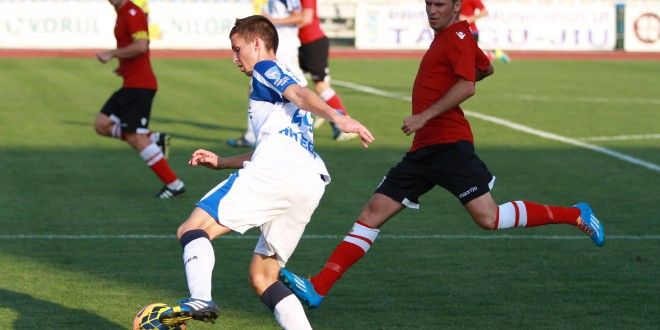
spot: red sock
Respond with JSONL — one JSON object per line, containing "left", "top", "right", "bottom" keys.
{"left": 319, "top": 88, "right": 349, "bottom": 116}
{"left": 311, "top": 221, "right": 379, "bottom": 296}
{"left": 150, "top": 158, "right": 178, "bottom": 184}
{"left": 140, "top": 143, "right": 178, "bottom": 184}
{"left": 496, "top": 201, "right": 580, "bottom": 229}
{"left": 523, "top": 201, "right": 579, "bottom": 227}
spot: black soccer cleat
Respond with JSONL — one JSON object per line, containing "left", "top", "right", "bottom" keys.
{"left": 154, "top": 185, "right": 185, "bottom": 199}
{"left": 159, "top": 298, "right": 220, "bottom": 326}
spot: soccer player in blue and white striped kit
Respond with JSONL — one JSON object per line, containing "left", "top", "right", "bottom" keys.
{"left": 159, "top": 15, "right": 374, "bottom": 329}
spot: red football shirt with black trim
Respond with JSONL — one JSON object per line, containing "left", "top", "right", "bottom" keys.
{"left": 410, "top": 21, "right": 490, "bottom": 152}
{"left": 298, "top": 0, "right": 326, "bottom": 44}
{"left": 115, "top": 1, "right": 157, "bottom": 90}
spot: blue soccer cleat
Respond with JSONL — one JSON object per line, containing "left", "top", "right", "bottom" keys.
{"left": 494, "top": 49, "right": 511, "bottom": 64}
{"left": 279, "top": 268, "right": 324, "bottom": 309}
{"left": 226, "top": 136, "right": 255, "bottom": 148}
{"left": 159, "top": 298, "right": 220, "bottom": 326}
{"left": 574, "top": 202, "right": 605, "bottom": 247}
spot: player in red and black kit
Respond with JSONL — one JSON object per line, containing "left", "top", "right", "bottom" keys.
{"left": 298, "top": 0, "right": 357, "bottom": 141}
{"left": 95, "top": 0, "right": 184, "bottom": 199}
{"left": 279, "top": 0, "right": 605, "bottom": 309}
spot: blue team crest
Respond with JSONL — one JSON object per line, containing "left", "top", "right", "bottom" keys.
{"left": 265, "top": 66, "right": 281, "bottom": 80}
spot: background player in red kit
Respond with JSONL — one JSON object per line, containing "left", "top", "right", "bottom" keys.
{"left": 279, "top": 0, "right": 605, "bottom": 309}
{"left": 95, "top": 0, "right": 185, "bottom": 199}
{"left": 298, "top": 0, "right": 357, "bottom": 141}
{"left": 460, "top": 0, "right": 510, "bottom": 63}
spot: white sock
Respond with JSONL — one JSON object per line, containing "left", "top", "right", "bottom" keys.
{"left": 111, "top": 123, "right": 122, "bottom": 139}
{"left": 319, "top": 88, "right": 336, "bottom": 102}
{"left": 183, "top": 237, "right": 215, "bottom": 301}
{"left": 274, "top": 295, "right": 312, "bottom": 330}
{"left": 138, "top": 143, "right": 163, "bottom": 166}
{"left": 167, "top": 179, "right": 184, "bottom": 190}
{"left": 244, "top": 116, "right": 256, "bottom": 144}
{"left": 497, "top": 201, "right": 528, "bottom": 229}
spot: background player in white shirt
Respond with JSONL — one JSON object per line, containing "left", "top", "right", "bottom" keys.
{"left": 159, "top": 15, "right": 374, "bottom": 329}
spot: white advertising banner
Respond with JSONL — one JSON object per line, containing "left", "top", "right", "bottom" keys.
{"left": 0, "top": 2, "right": 116, "bottom": 49}
{"left": 0, "top": 1, "right": 252, "bottom": 49}
{"left": 355, "top": 4, "right": 432, "bottom": 50}
{"left": 148, "top": 2, "right": 252, "bottom": 50}
{"left": 355, "top": 3, "right": 617, "bottom": 51}
{"left": 624, "top": 4, "right": 660, "bottom": 52}
{"left": 478, "top": 4, "right": 617, "bottom": 51}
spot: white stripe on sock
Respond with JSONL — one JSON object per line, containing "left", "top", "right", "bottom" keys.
{"left": 514, "top": 201, "right": 527, "bottom": 227}
{"left": 139, "top": 143, "right": 163, "bottom": 166}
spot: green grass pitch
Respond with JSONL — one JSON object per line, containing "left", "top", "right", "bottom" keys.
{"left": 0, "top": 56, "right": 658, "bottom": 329}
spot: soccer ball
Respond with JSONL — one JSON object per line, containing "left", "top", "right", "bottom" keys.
{"left": 133, "top": 303, "right": 186, "bottom": 330}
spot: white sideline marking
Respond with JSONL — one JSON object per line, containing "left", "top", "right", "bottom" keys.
{"left": 495, "top": 94, "right": 660, "bottom": 105}
{"left": 0, "top": 234, "right": 658, "bottom": 240}
{"left": 333, "top": 80, "right": 660, "bottom": 173}
{"left": 577, "top": 134, "right": 660, "bottom": 142}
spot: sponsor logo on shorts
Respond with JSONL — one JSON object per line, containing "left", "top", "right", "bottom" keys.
{"left": 184, "top": 255, "right": 198, "bottom": 267}
{"left": 459, "top": 186, "right": 478, "bottom": 199}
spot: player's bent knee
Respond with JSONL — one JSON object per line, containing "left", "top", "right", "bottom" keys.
{"left": 176, "top": 226, "right": 186, "bottom": 240}
{"left": 473, "top": 214, "right": 498, "bottom": 230}
{"left": 94, "top": 122, "right": 109, "bottom": 136}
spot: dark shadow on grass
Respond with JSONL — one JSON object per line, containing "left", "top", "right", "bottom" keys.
{"left": 60, "top": 118, "right": 246, "bottom": 144}
{"left": 0, "top": 289, "right": 124, "bottom": 330}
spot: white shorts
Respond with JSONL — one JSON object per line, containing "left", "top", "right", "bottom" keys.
{"left": 196, "top": 159, "right": 326, "bottom": 267}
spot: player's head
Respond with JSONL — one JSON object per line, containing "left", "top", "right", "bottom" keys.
{"left": 230, "top": 15, "right": 278, "bottom": 53}
{"left": 425, "top": 0, "right": 462, "bottom": 32}
{"left": 229, "top": 15, "right": 279, "bottom": 76}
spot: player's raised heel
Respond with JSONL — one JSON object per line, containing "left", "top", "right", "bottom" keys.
{"left": 279, "top": 268, "right": 324, "bottom": 309}
{"left": 159, "top": 298, "right": 220, "bottom": 325}
{"left": 574, "top": 202, "right": 605, "bottom": 247}
{"left": 152, "top": 132, "right": 171, "bottom": 159}
{"left": 313, "top": 116, "right": 326, "bottom": 129}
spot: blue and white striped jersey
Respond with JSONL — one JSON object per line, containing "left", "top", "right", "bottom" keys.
{"left": 248, "top": 59, "right": 329, "bottom": 180}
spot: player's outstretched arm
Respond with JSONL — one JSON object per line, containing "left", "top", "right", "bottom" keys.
{"left": 283, "top": 85, "right": 375, "bottom": 147}
{"left": 189, "top": 149, "right": 253, "bottom": 170}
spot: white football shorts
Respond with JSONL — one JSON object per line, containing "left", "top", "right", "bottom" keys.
{"left": 196, "top": 159, "right": 327, "bottom": 267}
